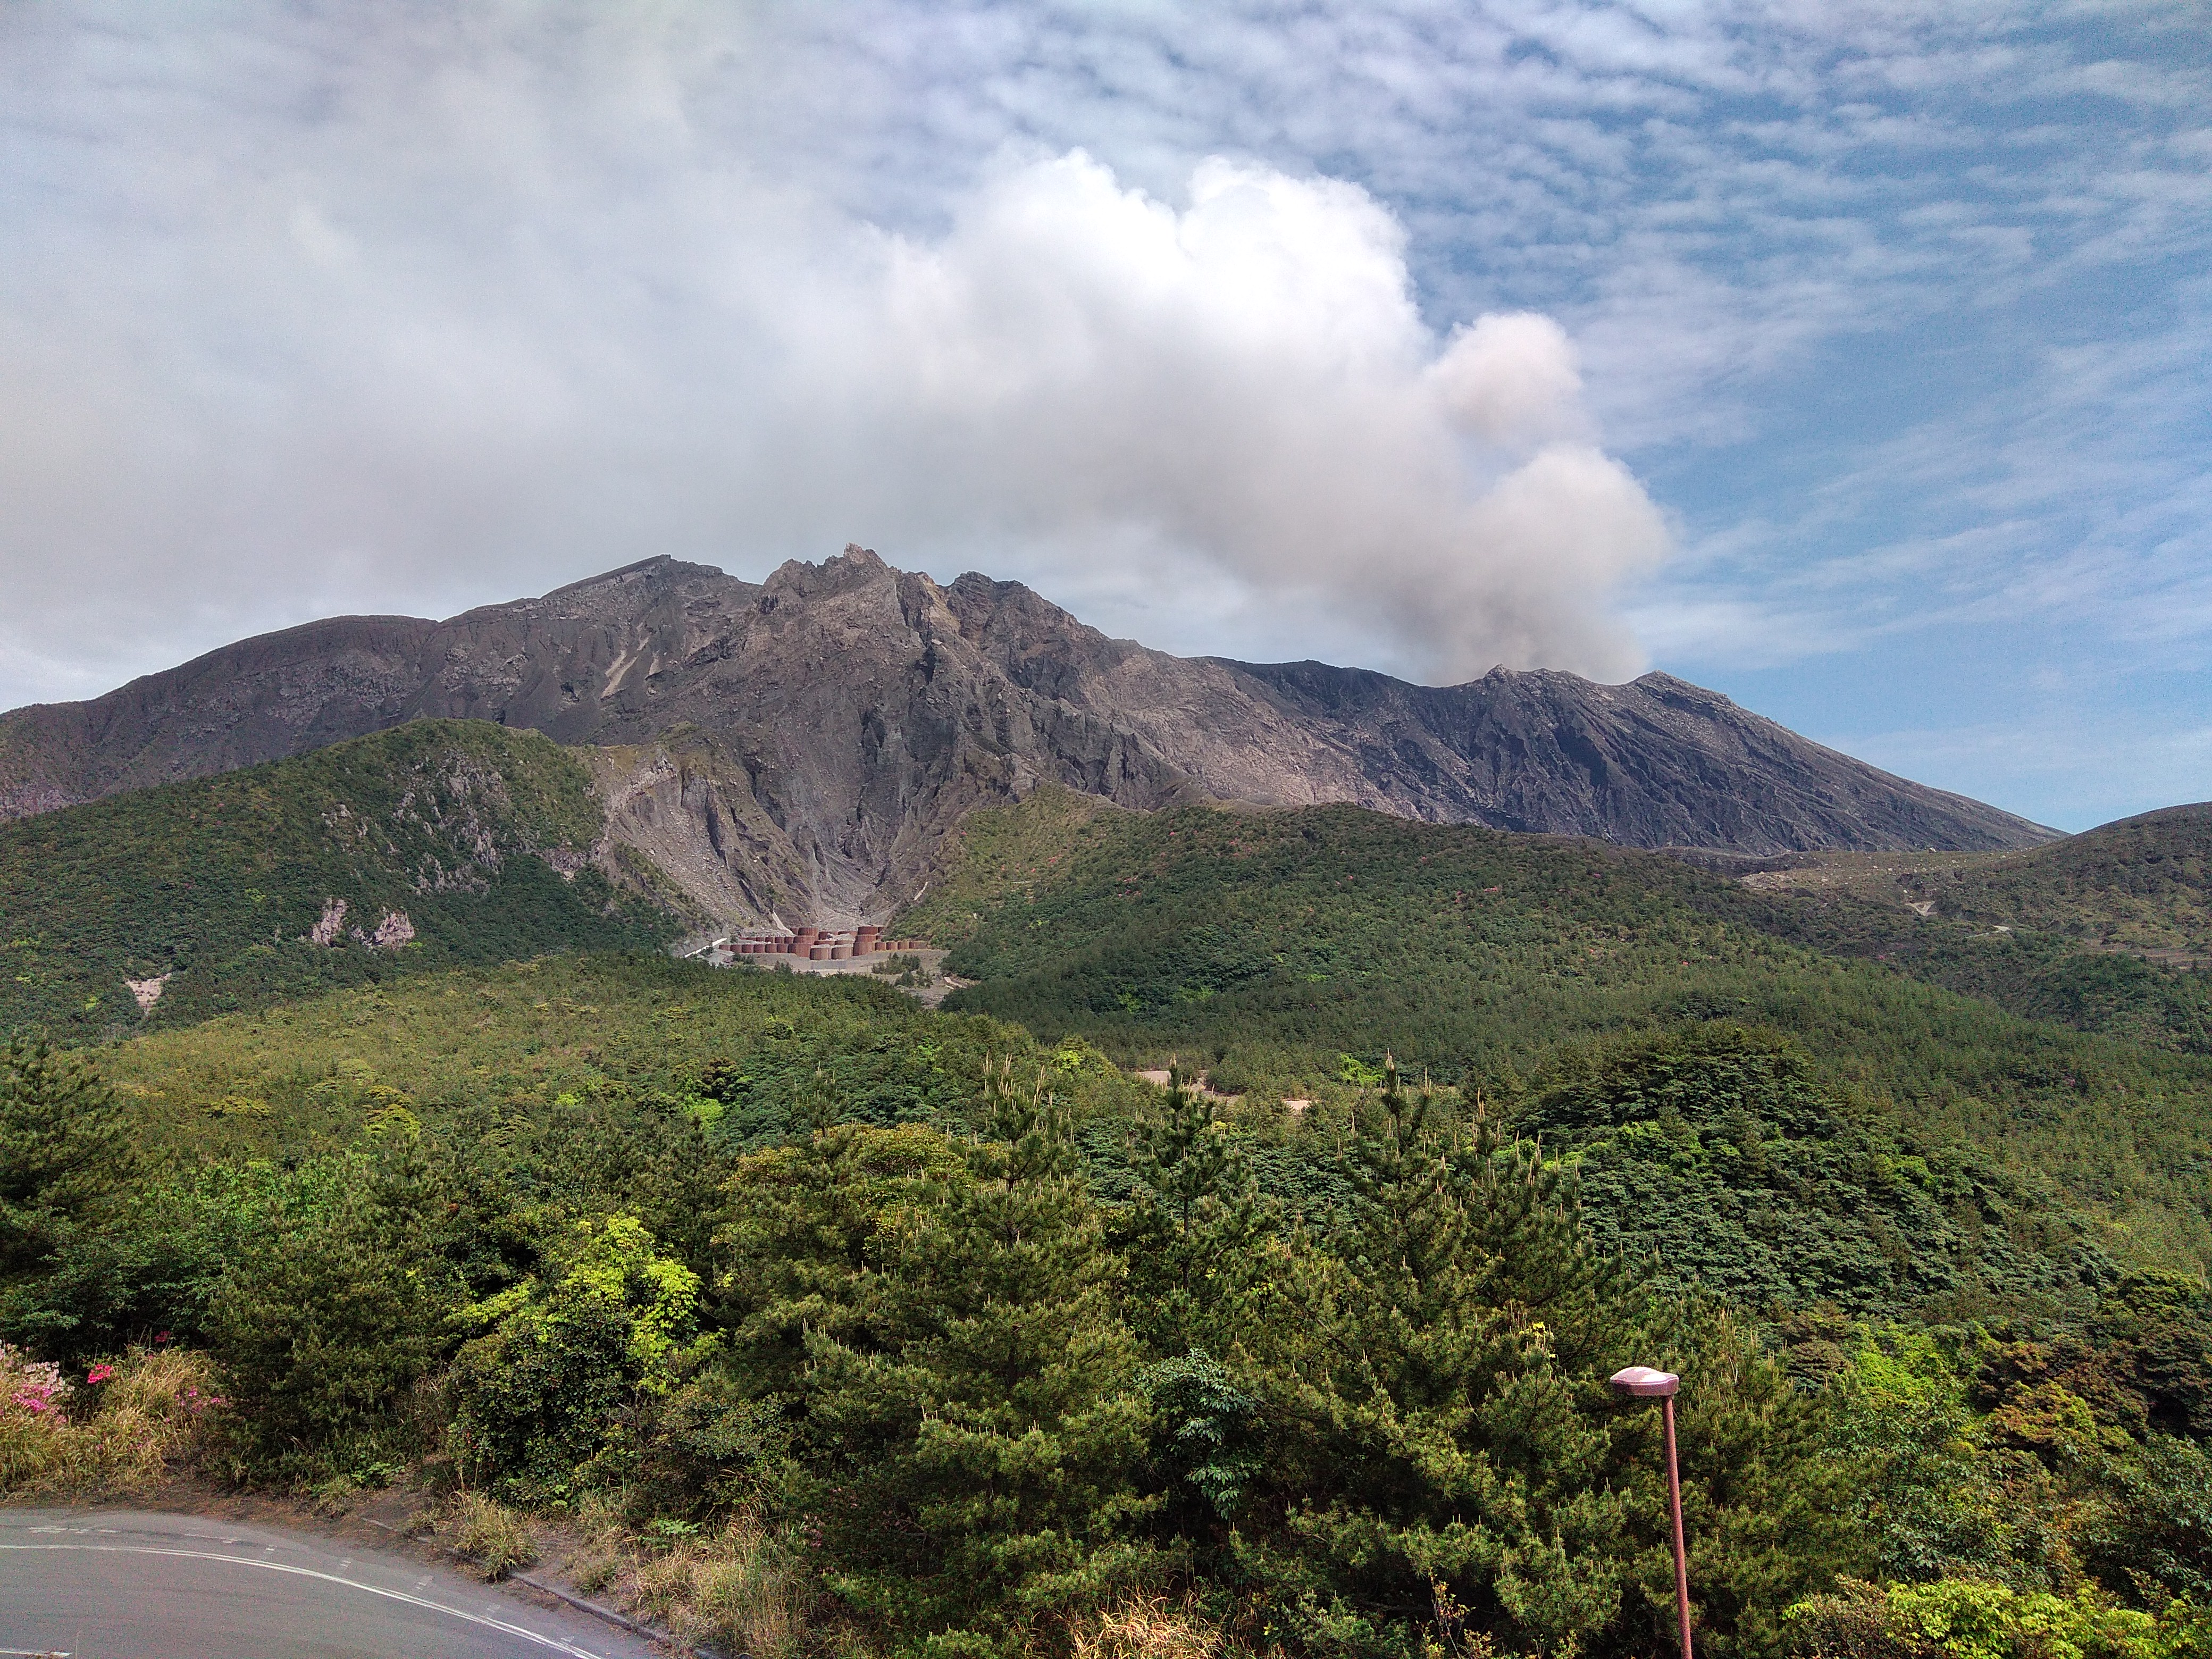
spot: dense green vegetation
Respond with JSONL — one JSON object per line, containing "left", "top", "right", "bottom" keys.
{"left": 9, "top": 968, "right": 2212, "bottom": 1658}
{"left": 1908, "top": 804, "right": 2210, "bottom": 958}
{"left": 1719, "top": 814, "right": 2212, "bottom": 1060}
{"left": 5, "top": 773, "right": 2211, "bottom": 1657}
{"left": 0, "top": 721, "right": 683, "bottom": 1037}
{"left": 905, "top": 792, "right": 2212, "bottom": 1275}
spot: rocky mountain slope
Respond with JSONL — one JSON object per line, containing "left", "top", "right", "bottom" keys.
{"left": 0, "top": 546, "right": 2055, "bottom": 921}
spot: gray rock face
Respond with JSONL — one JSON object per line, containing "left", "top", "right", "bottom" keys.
{"left": 0, "top": 547, "right": 2055, "bottom": 920}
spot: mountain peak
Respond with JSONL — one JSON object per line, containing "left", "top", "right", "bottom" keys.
{"left": 0, "top": 548, "right": 2058, "bottom": 921}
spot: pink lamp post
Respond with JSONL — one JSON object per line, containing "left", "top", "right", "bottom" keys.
{"left": 1611, "top": 1365, "right": 1692, "bottom": 1659}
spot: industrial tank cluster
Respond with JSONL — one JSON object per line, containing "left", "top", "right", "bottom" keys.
{"left": 727, "top": 925, "right": 924, "bottom": 961}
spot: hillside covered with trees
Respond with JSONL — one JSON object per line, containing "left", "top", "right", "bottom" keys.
{"left": 0, "top": 722, "right": 685, "bottom": 1035}
{"left": 4, "top": 783, "right": 2212, "bottom": 1658}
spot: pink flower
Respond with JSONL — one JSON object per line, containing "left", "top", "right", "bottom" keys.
{"left": 86, "top": 1364, "right": 115, "bottom": 1386}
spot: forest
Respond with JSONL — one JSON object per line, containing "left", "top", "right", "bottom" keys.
{"left": 4, "top": 752, "right": 2212, "bottom": 1658}
{"left": 0, "top": 720, "right": 683, "bottom": 1036}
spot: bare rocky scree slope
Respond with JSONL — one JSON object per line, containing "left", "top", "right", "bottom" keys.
{"left": 0, "top": 547, "right": 2053, "bottom": 923}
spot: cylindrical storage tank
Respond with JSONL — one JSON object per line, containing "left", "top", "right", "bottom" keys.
{"left": 831, "top": 943, "right": 852, "bottom": 960}
{"left": 809, "top": 944, "right": 832, "bottom": 960}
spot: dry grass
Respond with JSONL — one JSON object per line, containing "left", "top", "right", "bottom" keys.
{"left": 621, "top": 1514, "right": 805, "bottom": 1658}
{"left": 556, "top": 1486, "right": 632, "bottom": 1597}
{"left": 446, "top": 1490, "right": 539, "bottom": 1580}
{"left": 1068, "top": 1596, "right": 1226, "bottom": 1659}
{"left": 0, "top": 1344, "right": 222, "bottom": 1496}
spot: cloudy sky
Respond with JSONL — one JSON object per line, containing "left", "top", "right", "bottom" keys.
{"left": 3, "top": 3, "right": 2206, "bottom": 830}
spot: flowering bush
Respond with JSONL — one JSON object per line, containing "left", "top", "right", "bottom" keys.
{"left": 0, "top": 1343, "right": 220, "bottom": 1494}
{"left": 6, "top": 1347, "right": 69, "bottom": 1414}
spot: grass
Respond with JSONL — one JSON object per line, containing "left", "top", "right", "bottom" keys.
{"left": 625, "top": 1515, "right": 805, "bottom": 1658}
{"left": 446, "top": 1490, "right": 539, "bottom": 1580}
{"left": 548, "top": 1487, "right": 806, "bottom": 1656}
{"left": 1069, "top": 1596, "right": 1232, "bottom": 1659}
{"left": 0, "top": 1344, "right": 222, "bottom": 1495}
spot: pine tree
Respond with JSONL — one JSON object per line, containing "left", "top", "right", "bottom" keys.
{"left": 731, "top": 1062, "right": 1154, "bottom": 1651}
{"left": 1116, "top": 1063, "right": 1281, "bottom": 1358}
{"left": 0, "top": 1036, "right": 130, "bottom": 1281}
{"left": 1253, "top": 1060, "right": 1632, "bottom": 1657}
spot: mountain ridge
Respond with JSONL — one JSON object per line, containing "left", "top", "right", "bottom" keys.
{"left": 0, "top": 547, "right": 2056, "bottom": 920}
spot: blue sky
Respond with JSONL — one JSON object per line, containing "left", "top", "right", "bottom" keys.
{"left": 3, "top": 3, "right": 2206, "bottom": 829}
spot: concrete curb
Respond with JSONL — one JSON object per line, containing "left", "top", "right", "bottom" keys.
{"left": 362, "top": 1516, "right": 723, "bottom": 1658}
{"left": 510, "top": 1565, "right": 721, "bottom": 1658}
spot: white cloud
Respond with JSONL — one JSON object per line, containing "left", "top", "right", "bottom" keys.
{"left": 0, "top": 23, "right": 1670, "bottom": 699}
{"left": 2, "top": 0, "right": 2208, "bottom": 832}
{"left": 772, "top": 154, "right": 1666, "bottom": 678}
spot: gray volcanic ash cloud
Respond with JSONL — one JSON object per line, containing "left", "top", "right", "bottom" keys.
{"left": 0, "top": 11, "right": 1669, "bottom": 704}
{"left": 766, "top": 153, "right": 1670, "bottom": 682}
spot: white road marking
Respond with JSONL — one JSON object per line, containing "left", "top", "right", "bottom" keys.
{"left": 0, "top": 1544, "right": 607, "bottom": 1657}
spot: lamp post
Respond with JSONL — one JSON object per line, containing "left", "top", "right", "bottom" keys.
{"left": 1611, "top": 1365, "right": 1692, "bottom": 1659}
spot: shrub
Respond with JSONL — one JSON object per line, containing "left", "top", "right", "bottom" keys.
{"left": 1784, "top": 1578, "right": 2203, "bottom": 1659}
{"left": 448, "top": 1213, "right": 714, "bottom": 1503}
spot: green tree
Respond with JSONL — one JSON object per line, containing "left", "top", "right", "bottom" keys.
{"left": 722, "top": 1062, "right": 1153, "bottom": 1652}
{"left": 448, "top": 1212, "right": 714, "bottom": 1503}
{"left": 0, "top": 1036, "right": 130, "bottom": 1282}
{"left": 1114, "top": 1063, "right": 1280, "bottom": 1356}
{"left": 1235, "top": 1064, "right": 1845, "bottom": 1659}
{"left": 1244, "top": 1063, "right": 1632, "bottom": 1656}
{"left": 204, "top": 1147, "right": 451, "bottom": 1474}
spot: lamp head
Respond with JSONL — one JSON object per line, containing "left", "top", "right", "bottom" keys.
{"left": 1609, "top": 1365, "right": 1679, "bottom": 1398}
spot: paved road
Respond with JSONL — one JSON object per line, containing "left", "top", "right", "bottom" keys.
{"left": 0, "top": 1508, "right": 666, "bottom": 1658}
